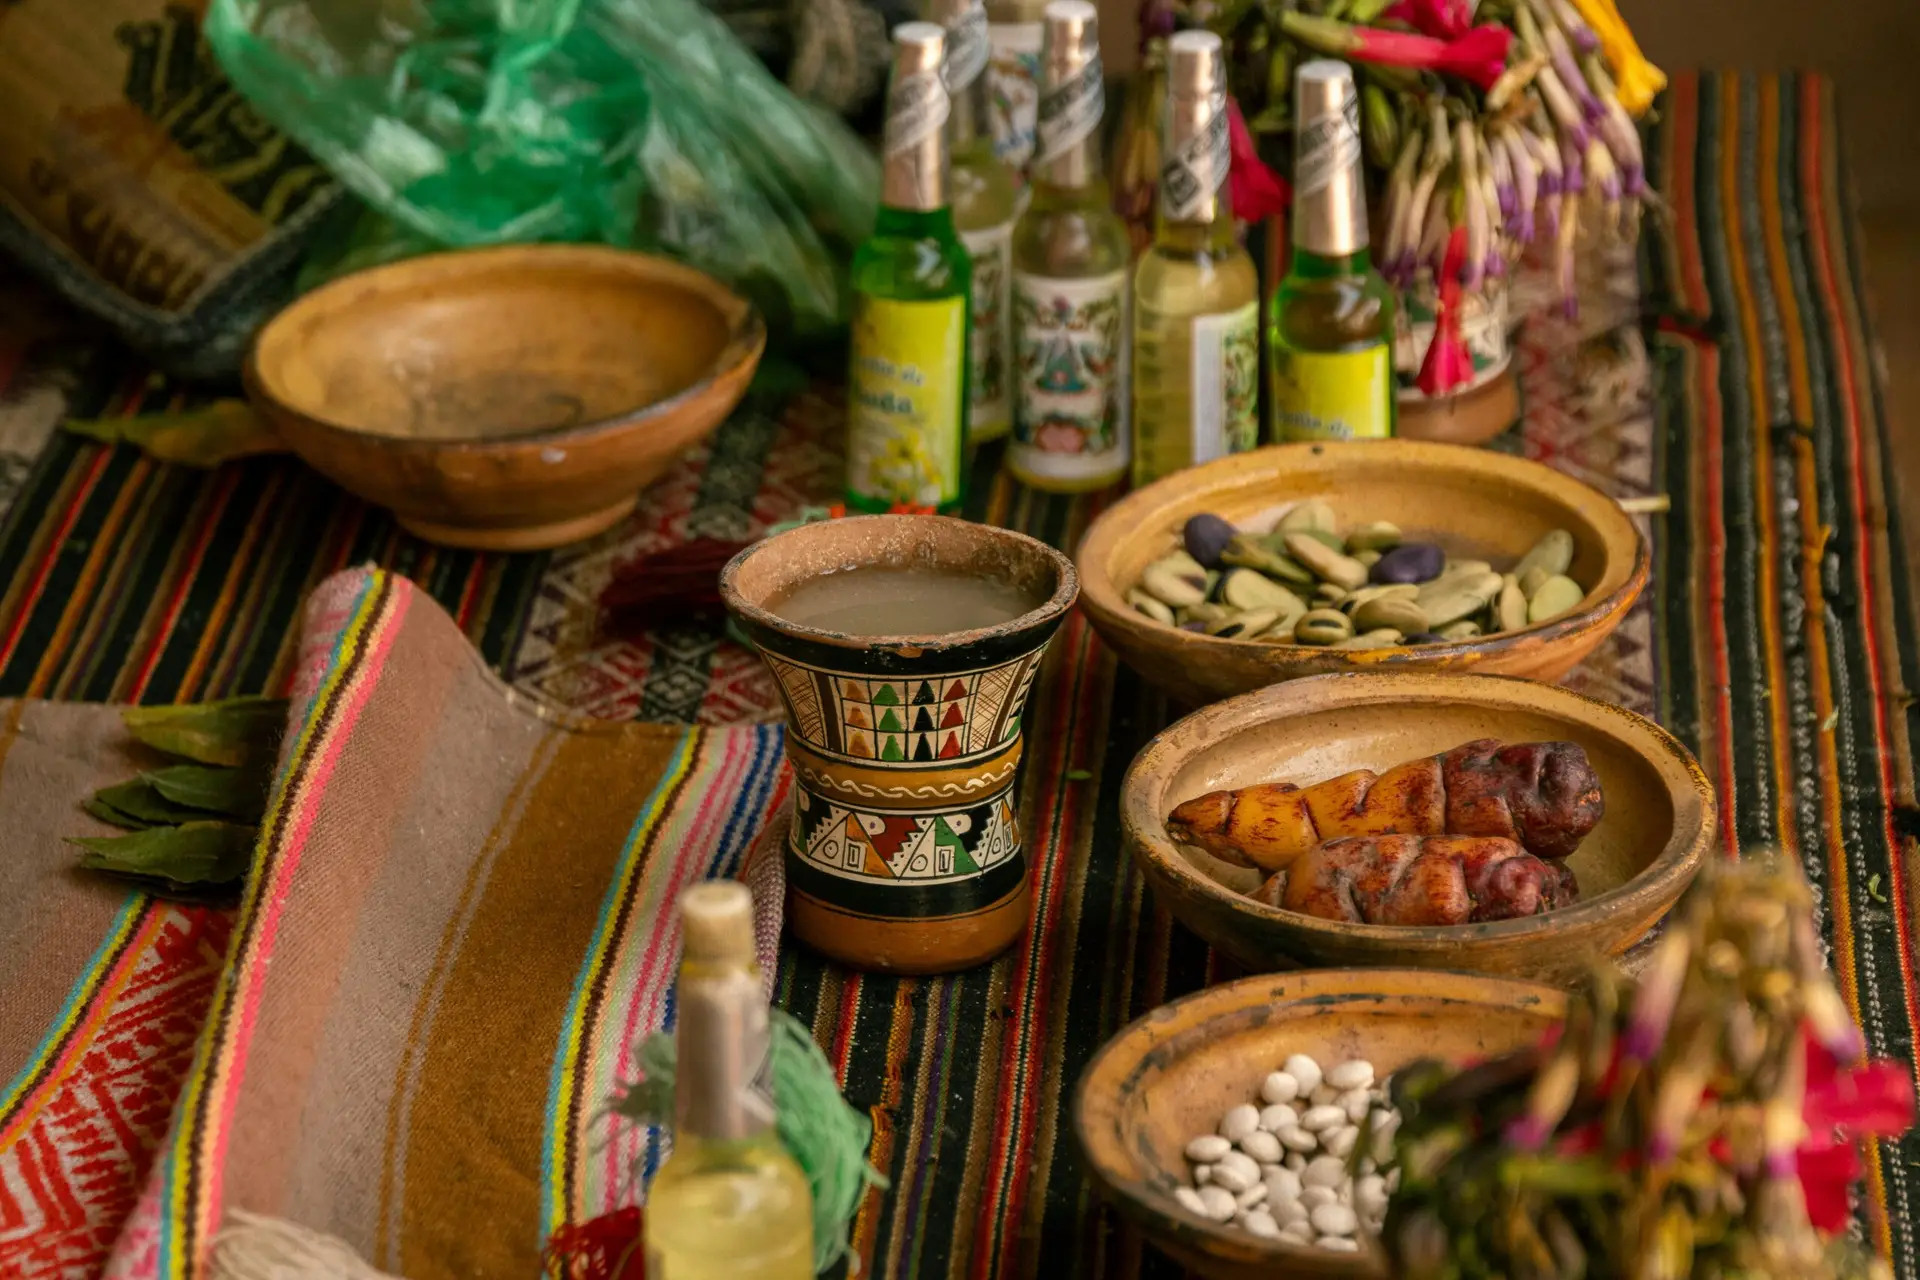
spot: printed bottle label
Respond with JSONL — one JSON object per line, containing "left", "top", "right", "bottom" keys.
{"left": 1013, "top": 269, "right": 1129, "bottom": 466}
{"left": 960, "top": 221, "right": 1015, "bottom": 439}
{"left": 1271, "top": 344, "right": 1395, "bottom": 441}
{"left": 848, "top": 295, "right": 968, "bottom": 508}
{"left": 1189, "top": 301, "right": 1261, "bottom": 458}
{"left": 987, "top": 22, "right": 1042, "bottom": 175}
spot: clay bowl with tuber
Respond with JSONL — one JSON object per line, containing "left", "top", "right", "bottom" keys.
{"left": 1073, "top": 968, "right": 1567, "bottom": 1279}
{"left": 1121, "top": 672, "right": 1713, "bottom": 983}
{"left": 246, "top": 244, "right": 764, "bottom": 551}
{"left": 1075, "top": 440, "right": 1648, "bottom": 708}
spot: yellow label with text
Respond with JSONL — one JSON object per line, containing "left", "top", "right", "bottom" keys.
{"left": 1271, "top": 344, "right": 1395, "bottom": 442}
{"left": 848, "top": 295, "right": 967, "bottom": 508}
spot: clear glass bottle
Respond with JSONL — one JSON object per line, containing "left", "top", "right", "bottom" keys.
{"left": 1268, "top": 60, "right": 1397, "bottom": 443}
{"left": 1130, "top": 30, "right": 1260, "bottom": 487}
{"left": 931, "top": 0, "right": 1019, "bottom": 444}
{"left": 846, "top": 24, "right": 973, "bottom": 513}
{"left": 984, "top": 0, "right": 1047, "bottom": 182}
{"left": 1008, "top": 0, "right": 1131, "bottom": 492}
{"left": 643, "top": 882, "right": 813, "bottom": 1280}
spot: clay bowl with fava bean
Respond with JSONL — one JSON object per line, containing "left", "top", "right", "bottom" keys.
{"left": 1121, "top": 672, "right": 1714, "bottom": 983}
{"left": 1073, "top": 968, "right": 1567, "bottom": 1279}
{"left": 1074, "top": 440, "right": 1648, "bottom": 708}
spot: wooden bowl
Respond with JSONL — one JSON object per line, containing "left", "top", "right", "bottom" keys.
{"left": 246, "top": 244, "right": 765, "bottom": 550}
{"left": 1074, "top": 968, "right": 1567, "bottom": 1279}
{"left": 1076, "top": 440, "right": 1647, "bottom": 708}
{"left": 1121, "top": 672, "right": 1714, "bottom": 982}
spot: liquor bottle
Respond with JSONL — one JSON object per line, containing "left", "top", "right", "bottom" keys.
{"left": 846, "top": 24, "right": 973, "bottom": 513}
{"left": 930, "top": 0, "right": 1019, "bottom": 444}
{"left": 1268, "top": 60, "right": 1398, "bottom": 443}
{"left": 1008, "top": 0, "right": 1131, "bottom": 492}
{"left": 643, "top": 882, "right": 813, "bottom": 1280}
{"left": 984, "top": 0, "right": 1046, "bottom": 181}
{"left": 1130, "top": 30, "right": 1260, "bottom": 487}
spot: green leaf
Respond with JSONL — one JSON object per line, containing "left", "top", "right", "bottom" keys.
{"left": 1065, "top": 769, "right": 1094, "bottom": 781}
{"left": 67, "top": 820, "right": 254, "bottom": 888}
{"left": 64, "top": 400, "right": 285, "bottom": 468}
{"left": 85, "top": 794, "right": 157, "bottom": 830}
{"left": 144, "top": 764, "right": 271, "bottom": 821}
{"left": 121, "top": 696, "right": 287, "bottom": 767}
{"left": 89, "top": 779, "right": 212, "bottom": 828}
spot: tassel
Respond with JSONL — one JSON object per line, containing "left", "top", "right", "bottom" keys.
{"left": 210, "top": 1212, "right": 404, "bottom": 1280}
{"left": 544, "top": 1207, "right": 646, "bottom": 1280}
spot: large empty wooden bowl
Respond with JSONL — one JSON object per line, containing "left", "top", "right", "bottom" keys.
{"left": 1121, "top": 672, "right": 1714, "bottom": 982}
{"left": 246, "top": 244, "right": 764, "bottom": 550}
{"left": 1076, "top": 440, "right": 1648, "bottom": 707}
{"left": 1074, "top": 969, "right": 1567, "bottom": 1279}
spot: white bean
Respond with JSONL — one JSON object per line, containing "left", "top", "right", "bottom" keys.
{"left": 1325, "top": 1125, "right": 1359, "bottom": 1158}
{"left": 1258, "top": 1103, "right": 1298, "bottom": 1132}
{"left": 1219, "top": 1103, "right": 1261, "bottom": 1143}
{"left": 1326, "top": 1059, "right": 1375, "bottom": 1091}
{"left": 1282, "top": 1054, "right": 1323, "bottom": 1095}
{"left": 1386, "top": 1168, "right": 1401, "bottom": 1192}
{"left": 1264, "top": 1167, "right": 1302, "bottom": 1203}
{"left": 1300, "top": 1105, "right": 1346, "bottom": 1133}
{"left": 1300, "top": 1186, "right": 1338, "bottom": 1209}
{"left": 1185, "top": 1134, "right": 1231, "bottom": 1162}
{"left": 1174, "top": 1186, "right": 1207, "bottom": 1216}
{"left": 1238, "top": 1129, "right": 1282, "bottom": 1163}
{"left": 1211, "top": 1154, "right": 1258, "bottom": 1193}
{"left": 1279, "top": 1126, "right": 1319, "bottom": 1152}
{"left": 1279, "top": 1222, "right": 1315, "bottom": 1245}
{"left": 1339, "top": 1088, "right": 1372, "bottom": 1124}
{"left": 1317, "top": 1237, "right": 1361, "bottom": 1253}
{"left": 1309, "top": 1083, "right": 1339, "bottom": 1107}
{"left": 1284, "top": 1151, "right": 1309, "bottom": 1171}
{"left": 1243, "top": 1210, "right": 1280, "bottom": 1239}
{"left": 1310, "top": 1203, "right": 1359, "bottom": 1237}
{"left": 1358, "top": 1156, "right": 1376, "bottom": 1176}
{"left": 1236, "top": 1183, "right": 1269, "bottom": 1210}
{"left": 1301, "top": 1155, "right": 1346, "bottom": 1188}
{"left": 1194, "top": 1164, "right": 1212, "bottom": 1185}
{"left": 1197, "top": 1184, "right": 1237, "bottom": 1220}
{"left": 1261, "top": 1070, "right": 1300, "bottom": 1105}
{"left": 1355, "top": 1174, "right": 1389, "bottom": 1218}
{"left": 1272, "top": 1197, "right": 1310, "bottom": 1227}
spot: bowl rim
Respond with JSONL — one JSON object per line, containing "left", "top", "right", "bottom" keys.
{"left": 244, "top": 243, "right": 767, "bottom": 451}
{"left": 1075, "top": 439, "right": 1651, "bottom": 668}
{"left": 1120, "top": 670, "right": 1716, "bottom": 948}
{"left": 1071, "top": 966, "right": 1571, "bottom": 1270}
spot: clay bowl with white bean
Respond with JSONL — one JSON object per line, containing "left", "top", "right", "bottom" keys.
{"left": 1073, "top": 968, "right": 1566, "bottom": 1279}
{"left": 1075, "top": 440, "right": 1648, "bottom": 708}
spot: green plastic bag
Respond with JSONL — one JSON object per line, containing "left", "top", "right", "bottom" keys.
{"left": 205, "top": 0, "right": 879, "bottom": 336}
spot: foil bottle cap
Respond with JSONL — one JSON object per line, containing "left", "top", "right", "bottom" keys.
{"left": 1159, "top": 30, "right": 1228, "bottom": 224}
{"left": 883, "top": 22, "right": 951, "bottom": 210}
{"left": 1292, "top": 59, "right": 1369, "bottom": 257}
{"left": 1033, "top": 0, "right": 1103, "bottom": 186}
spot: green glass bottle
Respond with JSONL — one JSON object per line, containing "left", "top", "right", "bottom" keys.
{"left": 847, "top": 23, "right": 973, "bottom": 513}
{"left": 1268, "top": 60, "right": 1397, "bottom": 443}
{"left": 930, "top": 0, "right": 1020, "bottom": 445}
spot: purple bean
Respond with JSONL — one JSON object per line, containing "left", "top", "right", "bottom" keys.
{"left": 1183, "top": 513, "right": 1237, "bottom": 568}
{"left": 1371, "top": 542, "right": 1446, "bottom": 584}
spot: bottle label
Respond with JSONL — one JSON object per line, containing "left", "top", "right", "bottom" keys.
{"left": 1295, "top": 93, "right": 1362, "bottom": 198}
{"left": 960, "top": 221, "right": 1015, "bottom": 435}
{"left": 946, "top": 5, "right": 991, "bottom": 93}
{"left": 1393, "top": 282, "right": 1512, "bottom": 400}
{"left": 987, "top": 22, "right": 1042, "bottom": 173}
{"left": 848, "top": 295, "right": 968, "bottom": 507}
{"left": 1013, "top": 269, "right": 1129, "bottom": 458}
{"left": 1191, "top": 301, "right": 1261, "bottom": 458}
{"left": 1271, "top": 345, "right": 1395, "bottom": 441}
{"left": 1034, "top": 57, "right": 1104, "bottom": 166}
{"left": 884, "top": 69, "right": 950, "bottom": 157}
{"left": 1159, "top": 99, "right": 1229, "bottom": 222}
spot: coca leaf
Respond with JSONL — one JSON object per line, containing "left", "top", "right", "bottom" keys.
{"left": 68, "top": 821, "right": 253, "bottom": 888}
{"left": 88, "top": 779, "right": 211, "bottom": 829}
{"left": 122, "top": 696, "right": 287, "bottom": 767}
{"left": 144, "top": 763, "right": 271, "bottom": 821}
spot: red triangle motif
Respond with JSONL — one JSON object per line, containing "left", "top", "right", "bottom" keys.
{"left": 940, "top": 702, "right": 965, "bottom": 729}
{"left": 945, "top": 679, "right": 968, "bottom": 700}
{"left": 868, "top": 815, "right": 920, "bottom": 859}
{"left": 939, "top": 732, "right": 962, "bottom": 758}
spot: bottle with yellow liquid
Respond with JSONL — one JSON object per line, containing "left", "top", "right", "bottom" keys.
{"left": 643, "top": 883, "right": 813, "bottom": 1280}
{"left": 1130, "top": 30, "right": 1260, "bottom": 487}
{"left": 1008, "top": 0, "right": 1131, "bottom": 492}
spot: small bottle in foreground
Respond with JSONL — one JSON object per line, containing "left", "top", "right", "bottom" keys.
{"left": 643, "top": 882, "right": 813, "bottom": 1280}
{"left": 1268, "top": 60, "right": 1397, "bottom": 443}
{"left": 1008, "top": 0, "right": 1131, "bottom": 493}
{"left": 1130, "top": 30, "right": 1259, "bottom": 487}
{"left": 846, "top": 23, "right": 972, "bottom": 514}
{"left": 930, "top": 0, "right": 1020, "bottom": 446}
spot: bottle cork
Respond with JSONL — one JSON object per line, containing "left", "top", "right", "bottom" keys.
{"left": 680, "top": 881, "right": 755, "bottom": 967}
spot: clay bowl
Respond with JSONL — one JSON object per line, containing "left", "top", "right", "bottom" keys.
{"left": 246, "top": 244, "right": 764, "bottom": 550}
{"left": 1074, "top": 968, "right": 1567, "bottom": 1279}
{"left": 1121, "top": 672, "right": 1713, "bottom": 982}
{"left": 1076, "top": 440, "right": 1647, "bottom": 708}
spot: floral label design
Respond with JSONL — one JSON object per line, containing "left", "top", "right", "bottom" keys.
{"left": 960, "top": 222, "right": 1014, "bottom": 437}
{"left": 987, "top": 21, "right": 1042, "bottom": 176}
{"left": 848, "top": 294, "right": 967, "bottom": 508}
{"left": 1012, "top": 269, "right": 1129, "bottom": 458}
{"left": 1191, "top": 301, "right": 1261, "bottom": 458}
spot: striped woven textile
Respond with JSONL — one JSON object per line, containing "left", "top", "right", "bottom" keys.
{"left": 0, "top": 69, "right": 1913, "bottom": 1277}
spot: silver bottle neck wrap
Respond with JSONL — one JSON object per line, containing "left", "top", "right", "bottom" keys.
{"left": 882, "top": 22, "right": 951, "bottom": 211}
{"left": 1292, "top": 59, "right": 1368, "bottom": 257}
{"left": 1159, "top": 30, "right": 1228, "bottom": 224}
{"left": 930, "top": 0, "right": 992, "bottom": 149}
{"left": 1033, "top": 0, "right": 1103, "bottom": 189}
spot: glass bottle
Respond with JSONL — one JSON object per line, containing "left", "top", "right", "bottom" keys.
{"left": 1130, "top": 30, "right": 1260, "bottom": 487}
{"left": 643, "top": 883, "right": 813, "bottom": 1280}
{"left": 984, "top": 0, "right": 1047, "bottom": 183}
{"left": 846, "top": 24, "right": 973, "bottom": 513}
{"left": 1268, "top": 59, "right": 1397, "bottom": 443}
{"left": 930, "top": 0, "right": 1019, "bottom": 444}
{"left": 1008, "top": 0, "right": 1131, "bottom": 492}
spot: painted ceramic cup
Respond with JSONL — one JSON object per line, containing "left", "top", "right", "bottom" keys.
{"left": 721, "top": 515, "right": 1079, "bottom": 973}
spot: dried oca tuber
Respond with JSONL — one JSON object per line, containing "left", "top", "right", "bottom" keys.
{"left": 1165, "top": 739, "right": 1603, "bottom": 873}
{"left": 1252, "top": 834, "right": 1581, "bottom": 926}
